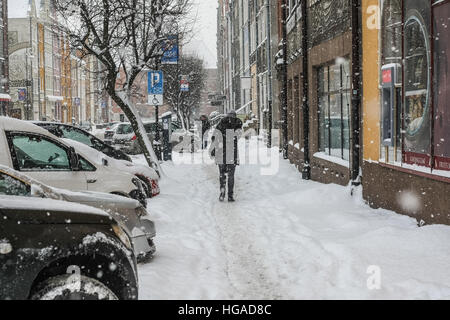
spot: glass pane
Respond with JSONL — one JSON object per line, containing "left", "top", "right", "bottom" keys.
{"left": 329, "top": 93, "right": 342, "bottom": 158}
{"left": 329, "top": 63, "right": 341, "bottom": 92}
{"left": 117, "top": 124, "right": 134, "bottom": 134}
{"left": 79, "top": 157, "right": 96, "bottom": 172}
{"left": 318, "top": 66, "right": 328, "bottom": 93}
{"left": 381, "top": 0, "right": 402, "bottom": 67}
{"left": 341, "top": 59, "right": 351, "bottom": 90}
{"left": 403, "top": 3, "right": 431, "bottom": 158}
{"left": 0, "top": 172, "right": 31, "bottom": 196}
{"left": 12, "top": 135, "right": 70, "bottom": 171}
{"left": 319, "top": 94, "right": 329, "bottom": 153}
{"left": 342, "top": 92, "right": 351, "bottom": 161}
{"left": 61, "top": 127, "right": 93, "bottom": 146}
{"left": 433, "top": 2, "right": 450, "bottom": 168}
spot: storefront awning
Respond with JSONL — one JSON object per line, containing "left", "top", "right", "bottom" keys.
{"left": 0, "top": 94, "right": 12, "bottom": 102}
{"left": 47, "top": 95, "right": 64, "bottom": 102}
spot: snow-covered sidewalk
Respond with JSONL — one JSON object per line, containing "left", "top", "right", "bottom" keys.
{"left": 136, "top": 140, "right": 450, "bottom": 300}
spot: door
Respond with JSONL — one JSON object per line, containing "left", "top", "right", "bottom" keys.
{"left": 7, "top": 133, "right": 88, "bottom": 191}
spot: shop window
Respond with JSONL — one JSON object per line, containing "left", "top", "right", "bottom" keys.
{"left": 433, "top": 0, "right": 450, "bottom": 170}
{"left": 403, "top": 11, "right": 431, "bottom": 162}
{"left": 380, "top": 0, "right": 402, "bottom": 163}
{"left": 318, "top": 58, "right": 351, "bottom": 161}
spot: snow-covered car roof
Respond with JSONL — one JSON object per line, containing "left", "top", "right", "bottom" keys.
{"left": 0, "top": 117, "right": 58, "bottom": 136}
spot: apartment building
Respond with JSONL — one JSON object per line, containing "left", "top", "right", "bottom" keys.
{"left": 8, "top": 0, "right": 103, "bottom": 123}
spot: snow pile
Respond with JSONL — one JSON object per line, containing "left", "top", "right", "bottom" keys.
{"left": 137, "top": 138, "right": 450, "bottom": 300}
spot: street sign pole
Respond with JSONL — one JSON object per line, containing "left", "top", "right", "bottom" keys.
{"left": 155, "top": 62, "right": 160, "bottom": 144}
{"left": 148, "top": 70, "right": 164, "bottom": 160}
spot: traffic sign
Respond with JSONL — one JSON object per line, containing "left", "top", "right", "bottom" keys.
{"left": 180, "top": 75, "right": 189, "bottom": 92}
{"left": 148, "top": 71, "right": 164, "bottom": 105}
{"left": 161, "top": 35, "right": 179, "bottom": 65}
{"left": 148, "top": 71, "right": 164, "bottom": 95}
{"left": 148, "top": 94, "right": 164, "bottom": 106}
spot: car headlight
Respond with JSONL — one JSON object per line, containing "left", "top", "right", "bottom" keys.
{"left": 135, "top": 206, "right": 148, "bottom": 218}
{"left": 112, "top": 224, "right": 133, "bottom": 250}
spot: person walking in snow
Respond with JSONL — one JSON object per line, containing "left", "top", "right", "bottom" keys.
{"left": 212, "top": 110, "right": 243, "bottom": 202}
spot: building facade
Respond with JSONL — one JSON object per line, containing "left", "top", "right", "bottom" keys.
{"left": 8, "top": 0, "right": 103, "bottom": 123}
{"left": 281, "top": 0, "right": 359, "bottom": 186}
{"left": 362, "top": 0, "right": 450, "bottom": 225}
{"left": 0, "top": 0, "right": 10, "bottom": 115}
{"left": 217, "top": 0, "right": 279, "bottom": 132}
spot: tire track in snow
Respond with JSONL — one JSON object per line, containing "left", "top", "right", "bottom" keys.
{"left": 204, "top": 163, "right": 285, "bottom": 299}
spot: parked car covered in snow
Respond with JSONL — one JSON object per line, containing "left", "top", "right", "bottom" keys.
{"left": 0, "top": 165, "right": 156, "bottom": 261}
{"left": 62, "top": 138, "right": 160, "bottom": 198}
{"left": 104, "top": 122, "right": 120, "bottom": 145}
{"left": 33, "top": 122, "right": 132, "bottom": 162}
{"left": 0, "top": 117, "right": 148, "bottom": 207}
{"left": 113, "top": 121, "right": 192, "bottom": 155}
{"left": 0, "top": 196, "right": 138, "bottom": 300}
{"left": 32, "top": 122, "right": 159, "bottom": 198}
{"left": 79, "top": 121, "right": 93, "bottom": 132}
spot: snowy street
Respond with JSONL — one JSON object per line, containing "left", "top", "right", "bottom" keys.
{"left": 137, "top": 141, "right": 450, "bottom": 300}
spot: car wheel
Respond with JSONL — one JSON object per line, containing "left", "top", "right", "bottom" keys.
{"left": 31, "top": 275, "right": 118, "bottom": 300}
{"left": 136, "top": 176, "right": 152, "bottom": 198}
{"left": 129, "top": 190, "right": 147, "bottom": 208}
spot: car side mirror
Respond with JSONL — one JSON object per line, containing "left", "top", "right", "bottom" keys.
{"left": 69, "top": 147, "right": 80, "bottom": 170}
{"left": 30, "top": 185, "right": 45, "bottom": 197}
{"left": 102, "top": 158, "right": 109, "bottom": 166}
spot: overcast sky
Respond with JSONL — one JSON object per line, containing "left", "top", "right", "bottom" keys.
{"left": 184, "top": 0, "right": 218, "bottom": 69}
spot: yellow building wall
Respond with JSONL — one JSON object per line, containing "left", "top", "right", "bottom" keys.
{"left": 362, "top": 0, "right": 381, "bottom": 161}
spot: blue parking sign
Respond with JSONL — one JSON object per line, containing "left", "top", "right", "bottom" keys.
{"left": 161, "top": 35, "right": 179, "bottom": 65}
{"left": 148, "top": 71, "right": 164, "bottom": 95}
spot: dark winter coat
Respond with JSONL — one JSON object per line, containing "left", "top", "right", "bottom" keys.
{"left": 213, "top": 116, "right": 243, "bottom": 165}
{"left": 201, "top": 119, "right": 211, "bottom": 138}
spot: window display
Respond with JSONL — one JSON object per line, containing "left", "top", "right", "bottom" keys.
{"left": 403, "top": 12, "right": 430, "bottom": 160}
{"left": 433, "top": 1, "right": 450, "bottom": 170}
{"left": 379, "top": 0, "right": 450, "bottom": 172}
{"left": 402, "top": 0, "right": 431, "bottom": 166}
{"left": 380, "top": 0, "right": 402, "bottom": 163}
{"left": 318, "top": 58, "right": 351, "bottom": 161}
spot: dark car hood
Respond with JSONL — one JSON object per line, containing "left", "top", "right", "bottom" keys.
{"left": 0, "top": 196, "right": 112, "bottom": 225}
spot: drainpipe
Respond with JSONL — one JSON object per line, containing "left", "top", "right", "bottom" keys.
{"left": 266, "top": 0, "right": 273, "bottom": 148}
{"left": 301, "top": 0, "right": 311, "bottom": 180}
{"left": 281, "top": 0, "right": 288, "bottom": 159}
{"left": 351, "top": 0, "right": 362, "bottom": 186}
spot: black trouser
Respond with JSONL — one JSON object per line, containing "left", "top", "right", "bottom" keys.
{"left": 219, "top": 164, "right": 236, "bottom": 197}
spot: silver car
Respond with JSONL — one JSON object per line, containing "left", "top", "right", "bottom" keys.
{"left": 0, "top": 165, "right": 156, "bottom": 262}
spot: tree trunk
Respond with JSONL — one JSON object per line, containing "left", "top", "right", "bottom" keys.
{"left": 108, "top": 88, "right": 163, "bottom": 177}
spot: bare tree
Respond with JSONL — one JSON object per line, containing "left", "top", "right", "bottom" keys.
{"left": 162, "top": 55, "right": 206, "bottom": 129}
{"left": 53, "top": 0, "right": 193, "bottom": 175}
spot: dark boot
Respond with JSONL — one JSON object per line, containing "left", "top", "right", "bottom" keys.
{"left": 219, "top": 165, "right": 227, "bottom": 202}
{"left": 219, "top": 188, "right": 226, "bottom": 202}
{"left": 227, "top": 165, "right": 236, "bottom": 202}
